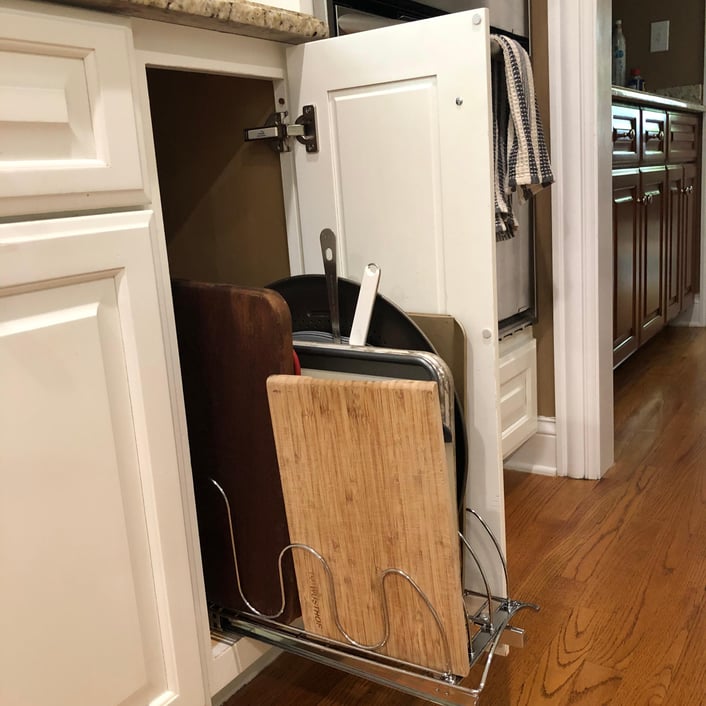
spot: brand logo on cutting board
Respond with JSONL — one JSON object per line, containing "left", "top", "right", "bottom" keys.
{"left": 308, "top": 571, "right": 323, "bottom": 629}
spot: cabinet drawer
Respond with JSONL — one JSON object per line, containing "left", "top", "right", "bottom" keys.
{"left": 612, "top": 104, "right": 640, "bottom": 166}
{"left": 641, "top": 109, "right": 667, "bottom": 165}
{"left": 0, "top": 3, "right": 145, "bottom": 217}
{"left": 498, "top": 331, "right": 537, "bottom": 459}
{"left": 668, "top": 112, "right": 700, "bottom": 163}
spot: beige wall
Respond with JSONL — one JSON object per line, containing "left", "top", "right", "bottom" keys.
{"left": 530, "top": 0, "right": 556, "bottom": 417}
{"left": 612, "top": 0, "right": 705, "bottom": 92}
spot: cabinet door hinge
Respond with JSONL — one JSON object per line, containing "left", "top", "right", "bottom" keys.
{"left": 243, "top": 105, "right": 318, "bottom": 153}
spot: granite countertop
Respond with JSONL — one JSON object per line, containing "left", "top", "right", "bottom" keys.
{"left": 612, "top": 86, "right": 705, "bottom": 114}
{"left": 52, "top": 0, "right": 328, "bottom": 43}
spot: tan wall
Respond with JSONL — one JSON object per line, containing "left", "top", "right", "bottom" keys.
{"left": 612, "top": 0, "right": 705, "bottom": 92}
{"left": 147, "top": 70, "right": 291, "bottom": 289}
{"left": 530, "top": 0, "right": 556, "bottom": 417}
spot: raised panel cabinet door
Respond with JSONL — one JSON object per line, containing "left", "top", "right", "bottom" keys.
{"left": 498, "top": 331, "right": 537, "bottom": 457}
{"left": 638, "top": 167, "right": 667, "bottom": 345}
{"left": 667, "top": 112, "right": 700, "bottom": 163}
{"left": 0, "top": 2, "right": 146, "bottom": 217}
{"left": 681, "top": 162, "right": 699, "bottom": 308}
{"left": 286, "top": 9, "right": 506, "bottom": 592}
{"left": 641, "top": 109, "right": 667, "bottom": 165}
{"left": 0, "top": 212, "right": 208, "bottom": 706}
{"left": 611, "top": 104, "right": 640, "bottom": 166}
{"left": 665, "top": 166, "right": 684, "bottom": 322}
{"left": 612, "top": 170, "right": 640, "bottom": 367}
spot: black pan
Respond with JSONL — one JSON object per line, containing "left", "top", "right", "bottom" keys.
{"left": 266, "top": 274, "right": 468, "bottom": 512}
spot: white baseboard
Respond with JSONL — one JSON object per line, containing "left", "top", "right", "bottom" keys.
{"left": 672, "top": 295, "right": 706, "bottom": 328}
{"left": 503, "top": 416, "right": 557, "bottom": 476}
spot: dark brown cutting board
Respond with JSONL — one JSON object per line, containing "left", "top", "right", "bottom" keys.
{"left": 172, "top": 281, "right": 300, "bottom": 623}
{"left": 267, "top": 375, "right": 469, "bottom": 676}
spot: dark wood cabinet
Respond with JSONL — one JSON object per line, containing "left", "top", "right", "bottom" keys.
{"left": 612, "top": 101, "right": 701, "bottom": 367}
{"left": 666, "top": 165, "right": 684, "bottom": 321}
{"left": 642, "top": 110, "right": 667, "bottom": 165}
{"left": 682, "top": 162, "right": 699, "bottom": 309}
{"left": 612, "top": 170, "right": 640, "bottom": 367}
{"left": 612, "top": 104, "right": 640, "bottom": 166}
{"left": 612, "top": 167, "right": 667, "bottom": 367}
{"left": 665, "top": 162, "right": 700, "bottom": 322}
{"left": 638, "top": 167, "right": 667, "bottom": 344}
{"left": 668, "top": 112, "right": 699, "bottom": 163}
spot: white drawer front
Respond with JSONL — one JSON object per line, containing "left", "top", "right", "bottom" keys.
{"left": 499, "top": 334, "right": 537, "bottom": 458}
{"left": 0, "top": 3, "right": 145, "bottom": 216}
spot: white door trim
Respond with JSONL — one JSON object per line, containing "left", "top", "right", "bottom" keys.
{"left": 546, "top": 0, "right": 614, "bottom": 479}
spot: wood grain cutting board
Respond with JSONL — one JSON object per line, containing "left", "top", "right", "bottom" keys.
{"left": 172, "top": 281, "right": 300, "bottom": 623}
{"left": 267, "top": 375, "right": 470, "bottom": 676}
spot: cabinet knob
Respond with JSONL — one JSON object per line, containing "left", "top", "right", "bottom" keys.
{"left": 612, "top": 127, "right": 636, "bottom": 142}
{"left": 644, "top": 129, "right": 665, "bottom": 142}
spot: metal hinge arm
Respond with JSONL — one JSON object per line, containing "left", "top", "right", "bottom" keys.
{"left": 243, "top": 105, "right": 318, "bottom": 153}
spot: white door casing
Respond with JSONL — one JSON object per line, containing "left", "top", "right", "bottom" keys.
{"left": 546, "top": 0, "right": 614, "bottom": 479}
{"left": 0, "top": 211, "right": 208, "bottom": 706}
{"left": 286, "top": 9, "right": 507, "bottom": 590}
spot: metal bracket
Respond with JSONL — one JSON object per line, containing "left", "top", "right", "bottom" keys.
{"left": 243, "top": 105, "right": 318, "bottom": 153}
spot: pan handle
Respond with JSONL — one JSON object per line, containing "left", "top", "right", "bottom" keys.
{"left": 320, "top": 229, "right": 341, "bottom": 344}
{"left": 349, "top": 263, "right": 381, "bottom": 346}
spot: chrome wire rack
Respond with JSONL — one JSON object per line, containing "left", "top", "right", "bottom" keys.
{"left": 209, "top": 478, "right": 538, "bottom": 705}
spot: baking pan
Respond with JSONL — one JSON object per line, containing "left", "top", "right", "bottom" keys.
{"left": 267, "top": 274, "right": 468, "bottom": 510}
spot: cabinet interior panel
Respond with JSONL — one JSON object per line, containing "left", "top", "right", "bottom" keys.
{"left": 146, "top": 69, "right": 290, "bottom": 287}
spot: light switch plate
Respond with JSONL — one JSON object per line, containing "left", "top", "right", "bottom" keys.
{"left": 650, "top": 20, "right": 670, "bottom": 53}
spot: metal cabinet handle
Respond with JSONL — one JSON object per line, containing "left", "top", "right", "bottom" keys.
{"left": 639, "top": 193, "right": 654, "bottom": 206}
{"left": 613, "top": 127, "right": 636, "bottom": 142}
{"left": 644, "top": 129, "right": 665, "bottom": 142}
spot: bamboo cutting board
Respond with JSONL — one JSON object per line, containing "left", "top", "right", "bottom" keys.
{"left": 267, "top": 375, "right": 469, "bottom": 676}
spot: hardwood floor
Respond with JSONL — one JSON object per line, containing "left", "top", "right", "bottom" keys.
{"left": 223, "top": 327, "right": 706, "bottom": 706}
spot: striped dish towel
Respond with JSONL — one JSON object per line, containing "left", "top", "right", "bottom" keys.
{"left": 490, "top": 34, "right": 554, "bottom": 240}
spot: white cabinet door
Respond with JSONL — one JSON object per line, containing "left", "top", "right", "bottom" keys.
{"left": 0, "top": 212, "right": 208, "bottom": 706}
{"left": 0, "top": 2, "right": 146, "bottom": 218}
{"left": 287, "top": 9, "right": 506, "bottom": 590}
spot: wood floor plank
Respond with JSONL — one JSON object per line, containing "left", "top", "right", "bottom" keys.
{"left": 222, "top": 328, "right": 706, "bottom": 705}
